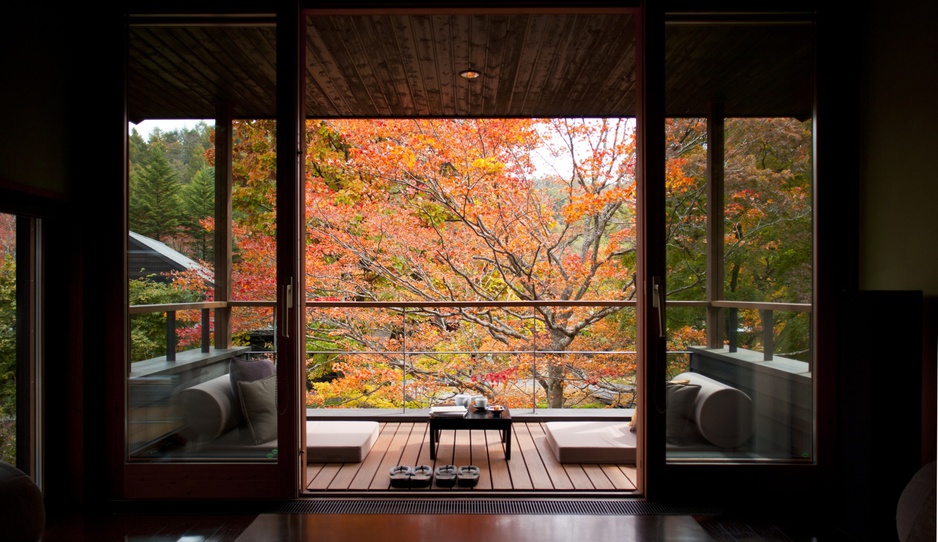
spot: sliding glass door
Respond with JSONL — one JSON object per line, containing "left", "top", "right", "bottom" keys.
{"left": 122, "top": 11, "right": 302, "bottom": 499}
{"left": 661, "top": 14, "right": 816, "bottom": 466}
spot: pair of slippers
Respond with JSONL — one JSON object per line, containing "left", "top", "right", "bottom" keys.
{"left": 433, "top": 465, "right": 480, "bottom": 488}
{"left": 389, "top": 465, "right": 433, "bottom": 488}
{"left": 389, "top": 464, "right": 480, "bottom": 489}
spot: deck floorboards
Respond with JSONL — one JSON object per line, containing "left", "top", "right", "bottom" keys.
{"left": 305, "top": 422, "right": 637, "bottom": 493}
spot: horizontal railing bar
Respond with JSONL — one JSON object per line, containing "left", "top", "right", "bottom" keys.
{"left": 711, "top": 300, "right": 812, "bottom": 312}
{"left": 229, "top": 300, "right": 275, "bottom": 307}
{"left": 666, "top": 300, "right": 710, "bottom": 307}
{"left": 305, "top": 350, "right": 646, "bottom": 356}
{"left": 127, "top": 299, "right": 810, "bottom": 313}
{"left": 128, "top": 301, "right": 228, "bottom": 314}
{"left": 305, "top": 300, "right": 637, "bottom": 308}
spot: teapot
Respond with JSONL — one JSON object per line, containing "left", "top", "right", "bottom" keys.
{"left": 453, "top": 394, "right": 471, "bottom": 407}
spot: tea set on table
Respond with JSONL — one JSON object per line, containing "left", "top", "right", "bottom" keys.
{"left": 453, "top": 393, "right": 504, "bottom": 416}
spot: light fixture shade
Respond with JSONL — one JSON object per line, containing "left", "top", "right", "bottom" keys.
{"left": 459, "top": 69, "right": 481, "bottom": 79}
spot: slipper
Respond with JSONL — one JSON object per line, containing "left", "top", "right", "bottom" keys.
{"left": 457, "top": 465, "right": 480, "bottom": 488}
{"left": 434, "top": 465, "right": 457, "bottom": 488}
{"left": 389, "top": 465, "right": 413, "bottom": 489}
{"left": 410, "top": 465, "right": 433, "bottom": 488}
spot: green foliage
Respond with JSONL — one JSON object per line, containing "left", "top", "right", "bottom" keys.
{"left": 128, "top": 128, "right": 148, "bottom": 178}
{"left": 181, "top": 167, "right": 215, "bottom": 261}
{"left": 128, "top": 276, "right": 202, "bottom": 362}
{"left": 664, "top": 117, "right": 814, "bottom": 361}
{"left": 146, "top": 122, "right": 213, "bottom": 183}
{"left": 129, "top": 144, "right": 182, "bottom": 241}
{"left": 128, "top": 123, "right": 216, "bottom": 261}
{"left": 0, "top": 253, "right": 16, "bottom": 464}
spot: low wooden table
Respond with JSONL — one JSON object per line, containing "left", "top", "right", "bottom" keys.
{"left": 429, "top": 407, "right": 512, "bottom": 460}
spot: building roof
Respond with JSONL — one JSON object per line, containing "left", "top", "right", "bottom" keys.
{"left": 128, "top": 231, "right": 214, "bottom": 285}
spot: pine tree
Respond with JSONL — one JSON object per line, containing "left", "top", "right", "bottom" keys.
{"left": 129, "top": 144, "right": 182, "bottom": 242}
{"left": 181, "top": 166, "right": 215, "bottom": 261}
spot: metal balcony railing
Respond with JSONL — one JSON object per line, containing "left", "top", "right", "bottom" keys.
{"left": 126, "top": 298, "right": 812, "bottom": 408}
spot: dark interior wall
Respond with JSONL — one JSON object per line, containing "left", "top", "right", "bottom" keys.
{"left": 858, "top": 0, "right": 938, "bottom": 467}
{"left": 859, "top": 0, "right": 938, "bottom": 299}
{"left": 0, "top": 7, "right": 69, "bottom": 198}
{"left": 2, "top": 6, "right": 125, "bottom": 514}
{"left": 835, "top": 2, "right": 938, "bottom": 539}
{"left": 835, "top": 291, "right": 925, "bottom": 542}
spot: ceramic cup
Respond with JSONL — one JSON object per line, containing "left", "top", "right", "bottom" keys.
{"left": 474, "top": 396, "right": 488, "bottom": 409}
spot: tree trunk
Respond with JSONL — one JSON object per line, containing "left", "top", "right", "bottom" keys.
{"left": 545, "top": 327, "right": 573, "bottom": 408}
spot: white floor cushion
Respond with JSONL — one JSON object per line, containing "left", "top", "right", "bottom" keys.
{"left": 544, "top": 421, "right": 636, "bottom": 464}
{"left": 306, "top": 421, "right": 380, "bottom": 463}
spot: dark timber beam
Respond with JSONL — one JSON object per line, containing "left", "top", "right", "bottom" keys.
{"left": 706, "top": 100, "right": 725, "bottom": 349}
{"left": 214, "top": 101, "right": 233, "bottom": 349}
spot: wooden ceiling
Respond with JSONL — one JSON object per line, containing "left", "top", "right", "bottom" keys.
{"left": 126, "top": 10, "right": 814, "bottom": 123}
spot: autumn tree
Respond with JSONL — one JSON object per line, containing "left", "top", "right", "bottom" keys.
{"left": 722, "top": 118, "right": 812, "bottom": 359}
{"left": 302, "top": 118, "right": 638, "bottom": 408}
{"left": 213, "top": 120, "right": 279, "bottom": 339}
{"left": 219, "top": 116, "right": 812, "bottom": 410}
{"left": 663, "top": 117, "right": 813, "bottom": 362}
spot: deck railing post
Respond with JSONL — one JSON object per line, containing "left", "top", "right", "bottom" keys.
{"left": 401, "top": 307, "right": 407, "bottom": 414}
{"left": 761, "top": 309, "right": 774, "bottom": 361}
{"left": 201, "top": 308, "right": 211, "bottom": 353}
{"left": 808, "top": 312, "right": 814, "bottom": 372}
{"left": 166, "top": 310, "right": 177, "bottom": 362}
{"left": 728, "top": 308, "right": 738, "bottom": 353}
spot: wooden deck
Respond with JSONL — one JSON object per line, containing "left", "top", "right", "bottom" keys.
{"left": 304, "top": 422, "right": 637, "bottom": 493}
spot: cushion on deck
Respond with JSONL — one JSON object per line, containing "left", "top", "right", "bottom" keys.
{"left": 306, "top": 421, "right": 380, "bottom": 463}
{"left": 544, "top": 421, "right": 636, "bottom": 464}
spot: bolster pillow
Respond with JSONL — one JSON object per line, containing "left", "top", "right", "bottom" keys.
{"left": 673, "top": 371, "right": 753, "bottom": 449}
{"left": 177, "top": 374, "right": 242, "bottom": 441}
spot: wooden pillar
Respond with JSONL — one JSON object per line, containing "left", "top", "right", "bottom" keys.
{"left": 637, "top": 0, "right": 666, "bottom": 500}
{"left": 214, "top": 102, "right": 233, "bottom": 349}
{"left": 706, "top": 101, "right": 725, "bottom": 349}
{"left": 275, "top": 0, "right": 305, "bottom": 497}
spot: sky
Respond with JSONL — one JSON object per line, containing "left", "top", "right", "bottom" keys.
{"left": 126, "top": 118, "right": 625, "bottom": 178}
{"left": 129, "top": 119, "right": 214, "bottom": 137}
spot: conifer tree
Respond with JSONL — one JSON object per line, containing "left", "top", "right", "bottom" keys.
{"left": 129, "top": 144, "right": 182, "bottom": 243}
{"left": 181, "top": 166, "right": 215, "bottom": 261}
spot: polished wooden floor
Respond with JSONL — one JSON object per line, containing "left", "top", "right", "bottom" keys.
{"left": 305, "top": 422, "right": 637, "bottom": 493}
{"left": 38, "top": 423, "right": 831, "bottom": 542}
{"left": 237, "top": 513, "right": 711, "bottom": 541}
{"left": 41, "top": 509, "right": 833, "bottom": 542}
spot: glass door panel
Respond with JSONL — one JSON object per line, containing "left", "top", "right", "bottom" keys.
{"left": 124, "top": 16, "right": 286, "bottom": 482}
{"left": 663, "top": 17, "right": 816, "bottom": 462}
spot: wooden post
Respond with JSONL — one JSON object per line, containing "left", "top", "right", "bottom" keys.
{"left": 201, "top": 308, "right": 211, "bottom": 353}
{"left": 165, "top": 311, "right": 176, "bottom": 361}
{"left": 761, "top": 309, "right": 774, "bottom": 361}
{"left": 706, "top": 101, "right": 726, "bottom": 349}
{"left": 214, "top": 102, "right": 233, "bottom": 349}
{"left": 728, "top": 308, "right": 738, "bottom": 353}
